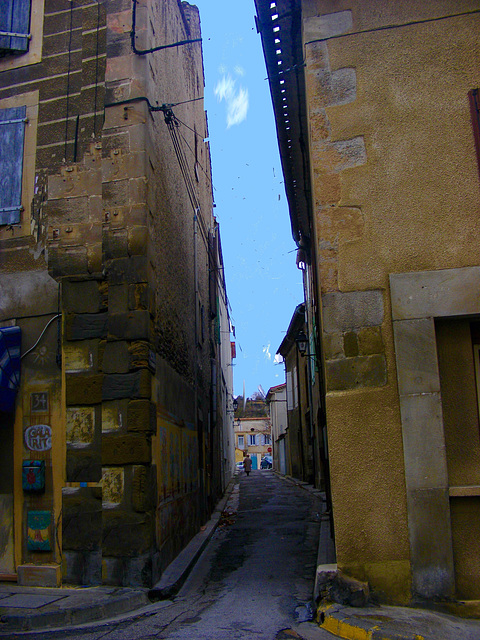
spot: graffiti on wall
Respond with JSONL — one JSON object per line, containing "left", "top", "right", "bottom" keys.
{"left": 156, "top": 415, "right": 199, "bottom": 551}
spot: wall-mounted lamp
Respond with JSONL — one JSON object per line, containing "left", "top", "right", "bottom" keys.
{"left": 295, "top": 330, "right": 308, "bottom": 356}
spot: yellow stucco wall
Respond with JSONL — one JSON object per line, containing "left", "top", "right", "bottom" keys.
{"left": 303, "top": 0, "right": 480, "bottom": 602}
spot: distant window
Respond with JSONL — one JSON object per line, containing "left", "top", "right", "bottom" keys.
{"left": 0, "top": 105, "right": 27, "bottom": 225}
{"left": 248, "top": 434, "right": 256, "bottom": 446}
{"left": 265, "top": 434, "right": 271, "bottom": 445}
{"left": 0, "top": 0, "right": 31, "bottom": 54}
{"left": 293, "top": 365, "right": 298, "bottom": 408}
{"left": 238, "top": 435, "right": 244, "bottom": 448}
{"left": 286, "top": 371, "right": 293, "bottom": 410}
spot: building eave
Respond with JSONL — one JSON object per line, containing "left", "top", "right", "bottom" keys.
{"left": 254, "top": 0, "right": 312, "bottom": 249}
{"left": 277, "top": 302, "right": 305, "bottom": 357}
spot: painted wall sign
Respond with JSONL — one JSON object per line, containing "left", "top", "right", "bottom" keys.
{"left": 24, "top": 424, "right": 52, "bottom": 452}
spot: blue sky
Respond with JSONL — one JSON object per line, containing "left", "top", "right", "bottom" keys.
{"left": 193, "top": 0, "right": 304, "bottom": 398}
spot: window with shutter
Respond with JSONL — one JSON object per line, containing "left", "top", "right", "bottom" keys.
{"left": 0, "top": 0, "right": 32, "bottom": 54}
{"left": 0, "top": 105, "right": 27, "bottom": 225}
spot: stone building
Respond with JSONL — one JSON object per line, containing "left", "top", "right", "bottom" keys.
{"left": 234, "top": 417, "right": 272, "bottom": 471}
{"left": 0, "top": 0, "right": 233, "bottom": 588}
{"left": 265, "top": 383, "right": 287, "bottom": 475}
{"left": 277, "top": 304, "right": 324, "bottom": 486}
{"left": 255, "top": 0, "right": 480, "bottom": 605}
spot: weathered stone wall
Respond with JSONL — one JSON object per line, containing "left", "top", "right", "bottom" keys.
{"left": 0, "top": 0, "right": 222, "bottom": 587}
{"left": 303, "top": 0, "right": 480, "bottom": 603}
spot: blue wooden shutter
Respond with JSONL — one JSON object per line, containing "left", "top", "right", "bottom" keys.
{"left": 0, "top": 0, "right": 31, "bottom": 52}
{"left": 0, "top": 105, "right": 27, "bottom": 225}
{"left": 0, "top": 326, "right": 21, "bottom": 412}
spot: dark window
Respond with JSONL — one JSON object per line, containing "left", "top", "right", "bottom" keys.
{"left": 468, "top": 89, "right": 480, "bottom": 180}
{"left": 0, "top": 105, "right": 27, "bottom": 225}
{"left": 0, "top": 0, "right": 31, "bottom": 54}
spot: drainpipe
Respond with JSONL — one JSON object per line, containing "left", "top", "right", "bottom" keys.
{"left": 302, "top": 269, "right": 317, "bottom": 486}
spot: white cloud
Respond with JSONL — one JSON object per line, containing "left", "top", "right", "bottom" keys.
{"left": 263, "top": 343, "right": 272, "bottom": 361}
{"left": 214, "top": 73, "right": 249, "bottom": 128}
{"left": 234, "top": 65, "right": 245, "bottom": 77}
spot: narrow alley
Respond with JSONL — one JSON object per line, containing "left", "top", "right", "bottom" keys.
{"left": 16, "top": 471, "right": 330, "bottom": 640}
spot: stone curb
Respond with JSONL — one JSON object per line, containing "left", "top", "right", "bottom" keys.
{"left": 318, "top": 606, "right": 383, "bottom": 640}
{"left": 316, "top": 603, "right": 480, "bottom": 640}
{"left": 0, "top": 590, "right": 149, "bottom": 635}
{"left": 148, "top": 476, "right": 236, "bottom": 599}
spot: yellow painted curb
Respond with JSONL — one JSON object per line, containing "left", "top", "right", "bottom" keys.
{"left": 320, "top": 615, "right": 374, "bottom": 640}
{"left": 319, "top": 610, "right": 425, "bottom": 640}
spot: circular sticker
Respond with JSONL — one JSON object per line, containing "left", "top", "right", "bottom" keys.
{"left": 24, "top": 425, "right": 52, "bottom": 452}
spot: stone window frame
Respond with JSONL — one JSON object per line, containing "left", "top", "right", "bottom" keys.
{"left": 0, "top": 90, "right": 39, "bottom": 240}
{"left": 390, "top": 266, "right": 480, "bottom": 600}
{"left": 237, "top": 434, "right": 244, "bottom": 449}
{"left": 0, "top": 0, "right": 44, "bottom": 72}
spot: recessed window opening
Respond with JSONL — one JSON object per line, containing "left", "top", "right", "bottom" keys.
{"left": 273, "top": 26, "right": 280, "bottom": 32}
{"left": 271, "top": 13, "right": 279, "bottom": 20}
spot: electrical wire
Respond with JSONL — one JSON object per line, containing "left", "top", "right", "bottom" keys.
{"left": 176, "top": 126, "right": 213, "bottom": 186}
{"left": 21, "top": 314, "right": 61, "bottom": 360}
{"left": 304, "top": 9, "right": 480, "bottom": 48}
{"left": 103, "top": 95, "right": 204, "bottom": 114}
{"left": 162, "top": 107, "right": 235, "bottom": 323}
{"left": 104, "top": 98, "right": 235, "bottom": 328}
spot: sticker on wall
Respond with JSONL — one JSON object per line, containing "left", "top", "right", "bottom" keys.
{"left": 22, "top": 460, "right": 46, "bottom": 492}
{"left": 27, "top": 511, "right": 51, "bottom": 551}
{"left": 24, "top": 425, "right": 52, "bottom": 452}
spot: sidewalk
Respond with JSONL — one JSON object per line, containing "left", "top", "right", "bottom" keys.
{"left": 290, "top": 603, "right": 480, "bottom": 640}
{"left": 280, "top": 473, "right": 480, "bottom": 640}
{"left": 0, "top": 478, "right": 236, "bottom": 636}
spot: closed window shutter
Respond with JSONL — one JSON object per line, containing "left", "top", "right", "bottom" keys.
{"left": 0, "top": 0, "right": 31, "bottom": 52}
{"left": 0, "top": 105, "right": 26, "bottom": 225}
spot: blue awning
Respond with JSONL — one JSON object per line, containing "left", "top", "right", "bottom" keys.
{"left": 0, "top": 326, "right": 21, "bottom": 411}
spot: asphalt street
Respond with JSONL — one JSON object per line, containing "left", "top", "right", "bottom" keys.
{"left": 29, "top": 470, "right": 332, "bottom": 640}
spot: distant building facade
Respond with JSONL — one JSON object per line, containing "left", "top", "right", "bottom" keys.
{"left": 235, "top": 417, "right": 272, "bottom": 470}
{"left": 0, "top": 0, "right": 233, "bottom": 588}
{"left": 266, "top": 384, "right": 287, "bottom": 474}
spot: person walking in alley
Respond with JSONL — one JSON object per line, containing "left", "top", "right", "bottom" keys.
{"left": 243, "top": 453, "right": 252, "bottom": 476}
